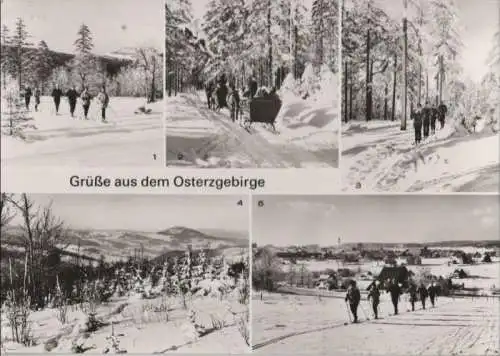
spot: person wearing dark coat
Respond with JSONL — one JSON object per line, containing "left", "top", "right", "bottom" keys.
{"left": 367, "top": 280, "right": 381, "bottom": 319}
{"left": 428, "top": 282, "right": 439, "bottom": 307}
{"left": 66, "top": 85, "right": 79, "bottom": 117}
{"left": 345, "top": 280, "right": 361, "bottom": 323}
{"left": 205, "top": 80, "right": 215, "bottom": 110}
{"left": 80, "top": 87, "right": 92, "bottom": 119}
{"left": 418, "top": 282, "right": 429, "bottom": 310}
{"left": 51, "top": 84, "right": 63, "bottom": 114}
{"left": 34, "top": 88, "right": 41, "bottom": 112}
{"left": 422, "top": 101, "right": 431, "bottom": 139}
{"left": 412, "top": 104, "right": 423, "bottom": 144}
{"left": 430, "top": 104, "right": 438, "bottom": 135}
{"left": 250, "top": 76, "right": 258, "bottom": 99}
{"left": 408, "top": 283, "right": 418, "bottom": 311}
{"left": 438, "top": 101, "right": 448, "bottom": 129}
{"left": 24, "top": 86, "right": 33, "bottom": 110}
{"left": 387, "top": 279, "right": 402, "bottom": 315}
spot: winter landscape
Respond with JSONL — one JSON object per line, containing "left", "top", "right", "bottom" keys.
{"left": 0, "top": 0, "right": 164, "bottom": 167}
{"left": 341, "top": 0, "right": 500, "bottom": 192}
{"left": 165, "top": 0, "right": 339, "bottom": 168}
{"left": 252, "top": 195, "right": 500, "bottom": 355}
{"left": 0, "top": 194, "right": 250, "bottom": 354}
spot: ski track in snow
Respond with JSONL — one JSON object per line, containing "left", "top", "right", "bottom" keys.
{"left": 166, "top": 92, "right": 337, "bottom": 168}
{"left": 342, "top": 121, "right": 499, "bottom": 192}
{"left": 1, "top": 97, "right": 164, "bottom": 167}
{"left": 253, "top": 292, "right": 499, "bottom": 355}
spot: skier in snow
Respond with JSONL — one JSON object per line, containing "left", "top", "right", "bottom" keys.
{"left": 428, "top": 282, "right": 439, "bottom": 307}
{"left": 80, "top": 87, "right": 92, "bottom": 119}
{"left": 34, "top": 88, "right": 41, "bottom": 112}
{"left": 97, "top": 87, "right": 110, "bottom": 122}
{"left": 66, "top": 85, "right": 79, "bottom": 118}
{"left": 412, "top": 104, "right": 423, "bottom": 144}
{"left": 345, "top": 280, "right": 361, "bottom": 323}
{"left": 417, "top": 282, "right": 428, "bottom": 310}
{"left": 430, "top": 103, "right": 438, "bottom": 135}
{"left": 228, "top": 82, "right": 241, "bottom": 122}
{"left": 422, "top": 101, "right": 431, "bottom": 139}
{"left": 367, "top": 280, "right": 381, "bottom": 319}
{"left": 408, "top": 282, "right": 418, "bottom": 311}
{"left": 246, "top": 76, "right": 258, "bottom": 99}
{"left": 387, "top": 279, "right": 402, "bottom": 315}
{"left": 51, "top": 84, "right": 63, "bottom": 115}
{"left": 24, "top": 86, "right": 32, "bottom": 110}
{"left": 205, "top": 80, "right": 215, "bottom": 110}
{"left": 438, "top": 101, "right": 448, "bottom": 129}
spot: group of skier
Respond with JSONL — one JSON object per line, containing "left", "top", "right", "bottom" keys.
{"left": 21, "top": 84, "right": 110, "bottom": 122}
{"left": 411, "top": 100, "right": 448, "bottom": 145}
{"left": 345, "top": 278, "right": 440, "bottom": 323}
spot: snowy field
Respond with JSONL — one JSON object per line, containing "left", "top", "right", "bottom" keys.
{"left": 1, "top": 293, "right": 249, "bottom": 354}
{"left": 252, "top": 291, "right": 499, "bottom": 355}
{"left": 342, "top": 120, "right": 499, "bottom": 192}
{"left": 165, "top": 91, "right": 338, "bottom": 168}
{"left": 1, "top": 96, "right": 164, "bottom": 167}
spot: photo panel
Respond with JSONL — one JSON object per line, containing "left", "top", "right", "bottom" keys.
{"left": 251, "top": 194, "right": 499, "bottom": 355}
{"left": 0, "top": 0, "right": 164, "bottom": 168}
{"left": 0, "top": 193, "right": 250, "bottom": 354}
{"left": 341, "top": 0, "right": 499, "bottom": 193}
{"left": 165, "top": 0, "right": 340, "bottom": 168}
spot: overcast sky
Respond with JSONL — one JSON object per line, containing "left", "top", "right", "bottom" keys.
{"left": 374, "top": 0, "right": 498, "bottom": 82}
{"left": 253, "top": 195, "right": 499, "bottom": 246}
{"left": 9, "top": 194, "right": 249, "bottom": 234}
{"left": 1, "top": 0, "right": 163, "bottom": 54}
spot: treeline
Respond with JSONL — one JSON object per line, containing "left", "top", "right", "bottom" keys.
{"left": 1, "top": 18, "right": 162, "bottom": 100}
{"left": 342, "top": 0, "right": 499, "bottom": 128}
{"left": 165, "top": 0, "right": 338, "bottom": 96}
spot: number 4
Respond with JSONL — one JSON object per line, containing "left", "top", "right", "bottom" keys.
{"left": 237, "top": 200, "right": 243, "bottom": 206}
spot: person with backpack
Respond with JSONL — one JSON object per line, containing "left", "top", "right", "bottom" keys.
{"left": 345, "top": 280, "right": 361, "bottom": 323}
{"left": 51, "top": 84, "right": 63, "bottom": 115}
{"left": 412, "top": 104, "right": 423, "bottom": 145}
{"left": 408, "top": 282, "right": 418, "bottom": 312}
{"left": 438, "top": 101, "right": 448, "bottom": 129}
{"left": 430, "top": 103, "right": 439, "bottom": 135}
{"left": 428, "top": 282, "right": 439, "bottom": 308}
{"left": 387, "top": 279, "right": 402, "bottom": 315}
{"left": 97, "top": 86, "right": 110, "bottom": 122}
{"left": 24, "top": 86, "right": 33, "bottom": 110}
{"left": 418, "top": 282, "right": 429, "bottom": 310}
{"left": 80, "top": 86, "right": 92, "bottom": 119}
{"left": 422, "top": 101, "right": 431, "bottom": 139}
{"left": 367, "top": 280, "right": 381, "bottom": 319}
{"left": 66, "top": 85, "right": 79, "bottom": 118}
{"left": 34, "top": 88, "right": 41, "bottom": 112}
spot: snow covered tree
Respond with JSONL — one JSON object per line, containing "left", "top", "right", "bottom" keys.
{"left": 311, "top": 0, "right": 338, "bottom": 73}
{"left": 1, "top": 25, "right": 14, "bottom": 89}
{"left": 135, "top": 47, "right": 161, "bottom": 102}
{"left": 71, "top": 23, "right": 99, "bottom": 88}
{"left": 10, "top": 18, "right": 33, "bottom": 90}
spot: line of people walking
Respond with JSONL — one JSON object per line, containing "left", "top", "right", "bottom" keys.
{"left": 411, "top": 101, "right": 448, "bottom": 145}
{"left": 21, "top": 84, "right": 110, "bottom": 122}
{"left": 345, "top": 279, "right": 440, "bottom": 323}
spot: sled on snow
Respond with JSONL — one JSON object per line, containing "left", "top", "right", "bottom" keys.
{"left": 242, "top": 95, "right": 282, "bottom": 132}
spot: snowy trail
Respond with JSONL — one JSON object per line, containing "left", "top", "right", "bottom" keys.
{"left": 1, "top": 97, "right": 164, "bottom": 167}
{"left": 253, "top": 293, "right": 499, "bottom": 355}
{"left": 342, "top": 121, "right": 499, "bottom": 192}
{"left": 166, "top": 92, "right": 338, "bottom": 168}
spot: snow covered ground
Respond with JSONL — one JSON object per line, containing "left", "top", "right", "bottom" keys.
{"left": 1, "top": 96, "right": 164, "bottom": 167}
{"left": 342, "top": 120, "right": 499, "bottom": 192}
{"left": 252, "top": 291, "right": 499, "bottom": 355}
{"left": 165, "top": 91, "right": 338, "bottom": 168}
{"left": 1, "top": 293, "right": 249, "bottom": 354}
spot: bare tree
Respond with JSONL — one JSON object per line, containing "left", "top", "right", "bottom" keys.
{"left": 135, "top": 47, "right": 161, "bottom": 103}
{"left": 0, "top": 193, "right": 16, "bottom": 229}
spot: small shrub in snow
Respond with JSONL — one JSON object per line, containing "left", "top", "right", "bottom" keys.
{"left": 237, "top": 308, "right": 249, "bottom": 346}
{"left": 103, "top": 323, "right": 127, "bottom": 354}
{"left": 0, "top": 81, "right": 34, "bottom": 138}
{"left": 4, "top": 290, "right": 33, "bottom": 346}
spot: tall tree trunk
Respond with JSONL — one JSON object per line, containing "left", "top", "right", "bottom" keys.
{"left": 391, "top": 53, "right": 397, "bottom": 121}
{"left": 267, "top": 0, "right": 273, "bottom": 87}
{"left": 384, "top": 83, "right": 388, "bottom": 120}
{"left": 401, "top": 0, "right": 408, "bottom": 131}
{"left": 349, "top": 81, "right": 353, "bottom": 121}
{"left": 365, "top": 29, "right": 371, "bottom": 121}
{"left": 344, "top": 60, "right": 348, "bottom": 123}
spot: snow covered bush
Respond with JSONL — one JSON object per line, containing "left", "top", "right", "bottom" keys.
{"left": 0, "top": 80, "right": 33, "bottom": 138}
{"left": 4, "top": 290, "right": 33, "bottom": 346}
